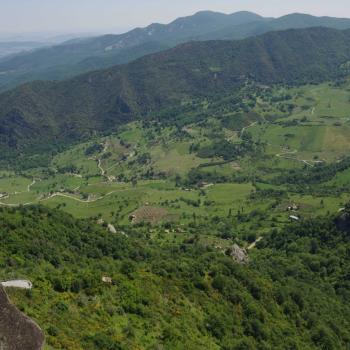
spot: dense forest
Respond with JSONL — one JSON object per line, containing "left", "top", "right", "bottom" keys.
{"left": 1, "top": 205, "right": 349, "bottom": 349}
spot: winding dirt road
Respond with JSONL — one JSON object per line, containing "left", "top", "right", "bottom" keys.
{"left": 276, "top": 149, "right": 315, "bottom": 167}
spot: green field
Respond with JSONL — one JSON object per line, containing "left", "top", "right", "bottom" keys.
{"left": 1, "top": 81, "right": 350, "bottom": 241}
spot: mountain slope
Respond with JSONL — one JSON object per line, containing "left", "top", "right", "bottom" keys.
{"left": 200, "top": 13, "right": 350, "bottom": 40}
{"left": 2, "top": 204, "right": 350, "bottom": 349}
{"left": 3, "top": 12, "right": 350, "bottom": 91}
{"left": 1, "top": 27, "right": 350, "bottom": 162}
{"left": 0, "top": 41, "right": 48, "bottom": 59}
{"left": 0, "top": 11, "right": 264, "bottom": 91}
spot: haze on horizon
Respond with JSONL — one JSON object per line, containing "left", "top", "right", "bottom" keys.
{"left": 1, "top": 0, "right": 350, "bottom": 36}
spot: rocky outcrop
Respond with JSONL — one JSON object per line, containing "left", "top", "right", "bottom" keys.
{"left": 227, "top": 244, "right": 250, "bottom": 264}
{"left": 335, "top": 211, "right": 350, "bottom": 233}
{"left": 0, "top": 287, "right": 44, "bottom": 350}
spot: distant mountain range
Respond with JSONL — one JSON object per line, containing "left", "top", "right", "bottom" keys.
{"left": 0, "top": 33, "right": 99, "bottom": 60}
{"left": 1, "top": 11, "right": 350, "bottom": 91}
{"left": 0, "top": 41, "right": 48, "bottom": 59}
{"left": 1, "top": 27, "right": 350, "bottom": 162}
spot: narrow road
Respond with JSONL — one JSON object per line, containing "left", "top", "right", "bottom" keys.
{"left": 1, "top": 187, "right": 128, "bottom": 207}
{"left": 248, "top": 237, "right": 263, "bottom": 250}
{"left": 27, "top": 179, "right": 35, "bottom": 192}
{"left": 241, "top": 121, "right": 258, "bottom": 136}
{"left": 27, "top": 178, "right": 39, "bottom": 192}
{"left": 0, "top": 140, "right": 129, "bottom": 208}
{"left": 41, "top": 187, "right": 130, "bottom": 204}
{"left": 0, "top": 201, "right": 35, "bottom": 207}
{"left": 276, "top": 149, "right": 314, "bottom": 167}
{"left": 97, "top": 158, "right": 105, "bottom": 176}
{"left": 12, "top": 178, "right": 40, "bottom": 195}
{"left": 42, "top": 192, "right": 102, "bottom": 203}
{"left": 90, "top": 142, "right": 109, "bottom": 178}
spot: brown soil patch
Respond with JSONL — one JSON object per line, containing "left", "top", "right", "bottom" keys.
{"left": 130, "top": 206, "right": 173, "bottom": 224}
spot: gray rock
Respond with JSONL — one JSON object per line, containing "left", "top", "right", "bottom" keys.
{"left": 228, "top": 244, "right": 249, "bottom": 264}
{"left": 0, "top": 287, "right": 44, "bottom": 350}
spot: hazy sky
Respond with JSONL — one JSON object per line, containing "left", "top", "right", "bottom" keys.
{"left": 1, "top": 0, "right": 350, "bottom": 34}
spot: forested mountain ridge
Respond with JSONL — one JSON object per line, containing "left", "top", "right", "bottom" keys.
{"left": 1, "top": 27, "right": 350, "bottom": 164}
{"left": 2, "top": 12, "right": 350, "bottom": 90}
{"left": 0, "top": 41, "right": 48, "bottom": 58}
{"left": 199, "top": 13, "right": 350, "bottom": 40}
{"left": 0, "top": 11, "right": 265, "bottom": 90}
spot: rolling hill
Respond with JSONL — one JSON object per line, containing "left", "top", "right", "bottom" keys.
{"left": 2, "top": 12, "right": 350, "bottom": 90}
{"left": 1, "top": 27, "right": 350, "bottom": 163}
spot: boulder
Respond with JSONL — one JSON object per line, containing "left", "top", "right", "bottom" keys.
{"left": 228, "top": 244, "right": 249, "bottom": 264}
{"left": 0, "top": 287, "right": 44, "bottom": 350}
{"left": 335, "top": 211, "right": 350, "bottom": 233}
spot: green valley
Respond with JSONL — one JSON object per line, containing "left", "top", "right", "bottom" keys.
{"left": 2, "top": 80, "right": 350, "bottom": 227}
{"left": 1, "top": 10, "right": 350, "bottom": 350}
